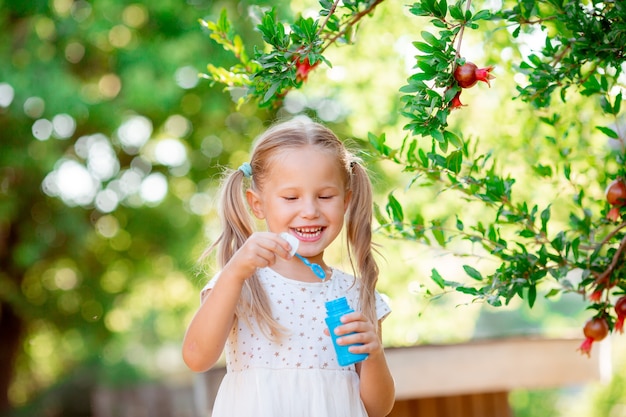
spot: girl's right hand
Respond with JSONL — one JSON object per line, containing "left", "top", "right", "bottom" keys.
{"left": 222, "top": 232, "right": 293, "bottom": 282}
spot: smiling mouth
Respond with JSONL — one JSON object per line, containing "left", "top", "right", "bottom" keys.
{"left": 293, "top": 227, "right": 324, "bottom": 239}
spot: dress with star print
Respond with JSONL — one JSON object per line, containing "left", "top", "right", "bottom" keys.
{"left": 201, "top": 266, "right": 391, "bottom": 417}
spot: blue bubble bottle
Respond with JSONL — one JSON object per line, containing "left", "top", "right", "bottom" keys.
{"left": 325, "top": 297, "right": 369, "bottom": 366}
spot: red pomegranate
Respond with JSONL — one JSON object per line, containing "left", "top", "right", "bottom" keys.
{"left": 454, "top": 62, "right": 495, "bottom": 88}
{"left": 605, "top": 178, "right": 626, "bottom": 207}
{"left": 615, "top": 297, "right": 626, "bottom": 334}
{"left": 578, "top": 317, "right": 609, "bottom": 357}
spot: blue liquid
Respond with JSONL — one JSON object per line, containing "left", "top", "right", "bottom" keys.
{"left": 325, "top": 297, "right": 368, "bottom": 366}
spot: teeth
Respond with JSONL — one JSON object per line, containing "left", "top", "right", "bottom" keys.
{"left": 295, "top": 227, "right": 322, "bottom": 236}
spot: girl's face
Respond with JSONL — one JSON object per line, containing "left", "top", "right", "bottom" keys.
{"left": 247, "top": 146, "right": 350, "bottom": 260}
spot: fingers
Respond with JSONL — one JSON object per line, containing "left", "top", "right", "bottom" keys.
{"left": 230, "top": 232, "right": 293, "bottom": 271}
{"left": 252, "top": 232, "right": 293, "bottom": 261}
{"left": 330, "top": 313, "right": 382, "bottom": 355}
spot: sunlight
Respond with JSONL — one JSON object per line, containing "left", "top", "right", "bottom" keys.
{"left": 0, "top": 83, "right": 14, "bottom": 108}
{"left": 95, "top": 189, "right": 119, "bottom": 213}
{"left": 140, "top": 172, "right": 168, "bottom": 204}
{"left": 32, "top": 119, "right": 53, "bottom": 141}
{"left": 23, "top": 96, "right": 45, "bottom": 118}
{"left": 117, "top": 115, "right": 153, "bottom": 153}
{"left": 154, "top": 138, "right": 187, "bottom": 167}
{"left": 52, "top": 113, "right": 76, "bottom": 139}
{"left": 175, "top": 65, "right": 200, "bottom": 89}
{"left": 42, "top": 159, "right": 99, "bottom": 206}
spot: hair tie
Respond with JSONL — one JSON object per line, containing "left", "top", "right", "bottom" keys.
{"left": 238, "top": 162, "right": 252, "bottom": 178}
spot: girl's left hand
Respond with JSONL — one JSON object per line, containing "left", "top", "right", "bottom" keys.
{"left": 324, "top": 312, "right": 383, "bottom": 357}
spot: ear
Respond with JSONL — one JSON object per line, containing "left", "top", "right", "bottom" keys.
{"left": 246, "top": 189, "right": 265, "bottom": 219}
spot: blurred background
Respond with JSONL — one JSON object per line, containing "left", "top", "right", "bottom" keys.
{"left": 1, "top": 0, "right": 626, "bottom": 416}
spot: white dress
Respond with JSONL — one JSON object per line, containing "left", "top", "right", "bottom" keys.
{"left": 202, "top": 267, "right": 391, "bottom": 417}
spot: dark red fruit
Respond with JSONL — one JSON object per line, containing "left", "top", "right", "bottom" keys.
{"left": 578, "top": 317, "right": 609, "bottom": 357}
{"left": 454, "top": 62, "right": 495, "bottom": 89}
{"left": 606, "top": 178, "right": 626, "bottom": 207}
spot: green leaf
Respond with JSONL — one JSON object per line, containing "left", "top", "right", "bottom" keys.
{"left": 456, "top": 286, "right": 480, "bottom": 296}
{"left": 369, "top": 132, "right": 392, "bottom": 156}
{"left": 437, "top": 0, "right": 447, "bottom": 18}
{"left": 449, "top": 5, "right": 463, "bottom": 20}
{"left": 463, "top": 265, "right": 483, "bottom": 280}
{"left": 571, "top": 237, "right": 580, "bottom": 259}
{"left": 421, "top": 31, "right": 439, "bottom": 46}
{"left": 540, "top": 205, "right": 550, "bottom": 233}
{"left": 263, "top": 82, "right": 281, "bottom": 103}
{"left": 600, "top": 96, "right": 613, "bottom": 114}
{"left": 533, "top": 164, "right": 552, "bottom": 177}
{"left": 472, "top": 9, "right": 492, "bottom": 21}
{"left": 431, "top": 221, "right": 445, "bottom": 246}
{"left": 414, "top": 42, "right": 436, "bottom": 53}
{"left": 596, "top": 126, "right": 619, "bottom": 139}
{"left": 545, "top": 288, "right": 560, "bottom": 298}
{"left": 431, "top": 128, "right": 444, "bottom": 143}
{"left": 581, "top": 75, "right": 601, "bottom": 95}
{"left": 443, "top": 130, "right": 462, "bottom": 147}
{"left": 386, "top": 193, "right": 404, "bottom": 227}
{"left": 446, "top": 149, "right": 463, "bottom": 174}
{"left": 527, "top": 285, "right": 537, "bottom": 308}
{"left": 373, "top": 203, "right": 388, "bottom": 228}
{"left": 431, "top": 268, "right": 445, "bottom": 289}
{"left": 519, "top": 229, "right": 535, "bottom": 238}
{"left": 551, "top": 231, "right": 565, "bottom": 252}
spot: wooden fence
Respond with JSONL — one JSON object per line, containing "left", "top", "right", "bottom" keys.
{"left": 93, "top": 337, "right": 604, "bottom": 417}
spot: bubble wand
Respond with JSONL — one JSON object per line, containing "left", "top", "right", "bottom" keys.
{"left": 280, "top": 232, "right": 326, "bottom": 280}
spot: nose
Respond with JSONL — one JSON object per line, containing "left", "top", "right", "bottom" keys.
{"left": 300, "top": 197, "right": 320, "bottom": 218}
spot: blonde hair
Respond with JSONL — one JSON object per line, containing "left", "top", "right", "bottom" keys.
{"left": 208, "top": 117, "right": 379, "bottom": 338}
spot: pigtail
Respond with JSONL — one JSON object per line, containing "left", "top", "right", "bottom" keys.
{"left": 203, "top": 169, "right": 254, "bottom": 266}
{"left": 345, "top": 162, "right": 380, "bottom": 332}
{"left": 206, "top": 168, "right": 287, "bottom": 340}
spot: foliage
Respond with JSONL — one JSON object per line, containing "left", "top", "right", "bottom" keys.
{"left": 200, "top": 0, "right": 626, "bottom": 347}
{"left": 0, "top": 0, "right": 283, "bottom": 413}
{"left": 199, "top": 1, "right": 386, "bottom": 107}
{"left": 1, "top": 0, "right": 625, "bottom": 414}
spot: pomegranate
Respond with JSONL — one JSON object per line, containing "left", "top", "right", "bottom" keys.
{"left": 454, "top": 61, "right": 495, "bottom": 88}
{"left": 450, "top": 90, "right": 463, "bottom": 108}
{"left": 578, "top": 317, "right": 609, "bottom": 357}
{"left": 615, "top": 297, "right": 626, "bottom": 333}
{"left": 294, "top": 57, "right": 318, "bottom": 83}
{"left": 606, "top": 178, "right": 626, "bottom": 207}
{"left": 607, "top": 206, "right": 621, "bottom": 222}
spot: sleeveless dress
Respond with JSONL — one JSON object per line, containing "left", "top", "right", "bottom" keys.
{"left": 201, "top": 267, "right": 391, "bottom": 417}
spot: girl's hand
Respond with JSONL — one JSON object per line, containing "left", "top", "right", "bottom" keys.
{"left": 325, "top": 312, "right": 384, "bottom": 358}
{"left": 222, "top": 232, "right": 293, "bottom": 282}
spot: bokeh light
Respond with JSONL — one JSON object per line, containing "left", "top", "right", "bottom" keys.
{"left": 117, "top": 115, "right": 153, "bottom": 153}
{"left": 0, "top": 83, "right": 15, "bottom": 108}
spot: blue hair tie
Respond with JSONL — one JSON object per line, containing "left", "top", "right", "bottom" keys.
{"left": 238, "top": 162, "right": 252, "bottom": 178}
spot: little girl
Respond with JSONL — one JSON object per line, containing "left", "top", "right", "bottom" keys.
{"left": 182, "top": 117, "right": 395, "bottom": 417}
